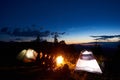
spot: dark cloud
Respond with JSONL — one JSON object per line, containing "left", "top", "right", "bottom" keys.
{"left": 61, "top": 32, "right": 66, "bottom": 35}
{"left": 0, "top": 27, "right": 50, "bottom": 37}
{"left": 51, "top": 32, "right": 66, "bottom": 38}
{"left": 51, "top": 32, "right": 66, "bottom": 35}
{"left": 12, "top": 29, "right": 40, "bottom": 37}
{"left": 94, "top": 37, "right": 108, "bottom": 40}
{"left": 15, "top": 38, "right": 22, "bottom": 40}
{"left": 91, "top": 35, "right": 120, "bottom": 40}
{"left": 40, "top": 30, "right": 50, "bottom": 37}
{"left": 0, "top": 27, "right": 8, "bottom": 33}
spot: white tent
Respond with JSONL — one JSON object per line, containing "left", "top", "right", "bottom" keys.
{"left": 75, "top": 50, "right": 102, "bottom": 74}
{"left": 17, "top": 49, "right": 38, "bottom": 63}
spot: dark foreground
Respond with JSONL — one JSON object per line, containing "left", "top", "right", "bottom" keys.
{"left": 0, "top": 41, "right": 120, "bottom": 80}
{"left": 0, "top": 64, "right": 120, "bottom": 80}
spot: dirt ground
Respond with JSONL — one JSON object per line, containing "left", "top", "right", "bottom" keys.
{"left": 0, "top": 65, "right": 120, "bottom": 80}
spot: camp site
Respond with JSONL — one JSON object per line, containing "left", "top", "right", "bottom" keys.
{"left": 0, "top": 0, "right": 120, "bottom": 80}
{"left": 0, "top": 40, "right": 120, "bottom": 80}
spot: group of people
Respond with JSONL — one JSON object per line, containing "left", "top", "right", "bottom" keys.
{"left": 36, "top": 52, "right": 56, "bottom": 70}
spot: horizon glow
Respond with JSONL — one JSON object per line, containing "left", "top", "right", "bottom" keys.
{"left": 0, "top": 0, "right": 120, "bottom": 44}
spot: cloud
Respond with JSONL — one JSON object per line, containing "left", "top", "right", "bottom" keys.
{"left": 91, "top": 35, "right": 120, "bottom": 40}
{"left": 0, "top": 27, "right": 8, "bottom": 33}
{"left": 15, "top": 38, "right": 22, "bottom": 40}
{"left": 0, "top": 27, "right": 50, "bottom": 37}
{"left": 51, "top": 32, "right": 66, "bottom": 38}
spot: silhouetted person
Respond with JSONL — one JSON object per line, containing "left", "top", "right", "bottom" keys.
{"left": 61, "top": 64, "right": 71, "bottom": 80}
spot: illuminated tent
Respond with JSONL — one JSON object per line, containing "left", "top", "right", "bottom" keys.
{"left": 17, "top": 49, "right": 38, "bottom": 63}
{"left": 75, "top": 50, "right": 102, "bottom": 73}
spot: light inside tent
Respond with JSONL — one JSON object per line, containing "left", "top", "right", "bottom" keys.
{"left": 26, "top": 49, "right": 34, "bottom": 58}
{"left": 17, "top": 49, "right": 38, "bottom": 63}
{"left": 56, "top": 56, "right": 64, "bottom": 66}
{"left": 75, "top": 50, "right": 102, "bottom": 74}
{"left": 17, "top": 49, "right": 27, "bottom": 60}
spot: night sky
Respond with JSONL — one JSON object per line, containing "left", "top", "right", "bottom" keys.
{"left": 0, "top": 0, "right": 120, "bottom": 44}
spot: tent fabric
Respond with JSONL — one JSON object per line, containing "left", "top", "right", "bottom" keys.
{"left": 75, "top": 50, "right": 102, "bottom": 74}
{"left": 17, "top": 49, "right": 38, "bottom": 62}
{"left": 17, "top": 49, "right": 27, "bottom": 60}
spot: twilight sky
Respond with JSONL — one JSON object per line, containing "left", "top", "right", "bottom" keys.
{"left": 0, "top": 0, "right": 120, "bottom": 44}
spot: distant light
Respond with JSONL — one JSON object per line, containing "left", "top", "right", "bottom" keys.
{"left": 40, "top": 52, "right": 43, "bottom": 59}
{"left": 56, "top": 56, "right": 64, "bottom": 66}
{"left": 48, "top": 55, "right": 51, "bottom": 59}
{"left": 43, "top": 62, "right": 45, "bottom": 65}
{"left": 45, "top": 54, "right": 47, "bottom": 58}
